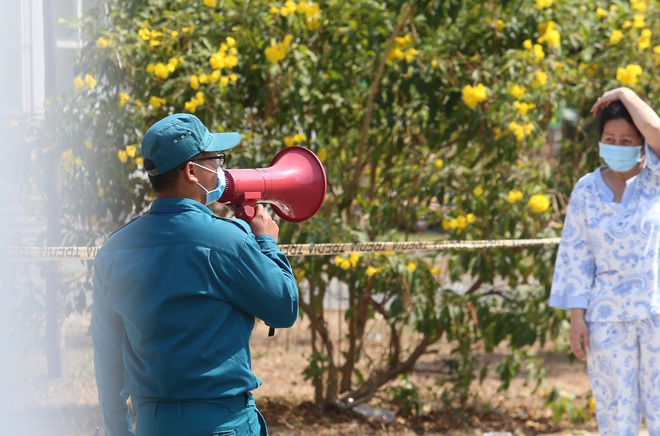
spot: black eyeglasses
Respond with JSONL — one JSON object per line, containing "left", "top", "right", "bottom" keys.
{"left": 191, "top": 153, "right": 226, "bottom": 167}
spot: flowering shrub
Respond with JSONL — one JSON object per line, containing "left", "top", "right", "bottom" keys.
{"left": 18, "top": 0, "right": 660, "bottom": 409}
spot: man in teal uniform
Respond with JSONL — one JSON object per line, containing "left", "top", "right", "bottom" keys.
{"left": 92, "top": 113, "right": 299, "bottom": 435}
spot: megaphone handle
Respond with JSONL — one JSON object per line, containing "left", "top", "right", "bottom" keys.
{"left": 232, "top": 202, "right": 256, "bottom": 222}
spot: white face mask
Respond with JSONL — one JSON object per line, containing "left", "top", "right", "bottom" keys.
{"left": 193, "top": 162, "right": 226, "bottom": 205}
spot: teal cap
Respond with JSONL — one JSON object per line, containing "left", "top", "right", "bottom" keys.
{"left": 141, "top": 113, "right": 240, "bottom": 176}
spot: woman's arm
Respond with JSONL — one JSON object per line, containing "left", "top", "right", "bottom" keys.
{"left": 591, "top": 87, "right": 660, "bottom": 154}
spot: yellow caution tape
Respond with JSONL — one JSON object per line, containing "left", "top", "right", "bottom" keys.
{"left": 0, "top": 238, "right": 561, "bottom": 261}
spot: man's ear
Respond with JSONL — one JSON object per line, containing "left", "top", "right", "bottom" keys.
{"left": 183, "top": 162, "right": 200, "bottom": 184}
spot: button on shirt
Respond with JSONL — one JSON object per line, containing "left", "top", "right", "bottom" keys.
{"left": 550, "top": 144, "right": 660, "bottom": 322}
{"left": 92, "top": 198, "right": 299, "bottom": 435}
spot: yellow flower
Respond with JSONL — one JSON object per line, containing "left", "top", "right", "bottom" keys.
{"left": 184, "top": 92, "right": 205, "bottom": 113}
{"left": 84, "top": 74, "right": 97, "bottom": 89}
{"left": 149, "top": 96, "right": 166, "bottom": 109}
{"left": 138, "top": 27, "right": 150, "bottom": 41}
{"left": 523, "top": 39, "right": 533, "bottom": 50}
{"left": 508, "top": 84, "right": 526, "bottom": 99}
{"left": 387, "top": 47, "right": 404, "bottom": 62}
{"left": 508, "top": 122, "right": 529, "bottom": 141}
{"left": 462, "top": 83, "right": 488, "bottom": 109}
{"left": 588, "top": 396, "right": 596, "bottom": 412}
{"left": 631, "top": 0, "right": 647, "bottom": 12}
{"left": 61, "top": 149, "right": 75, "bottom": 174}
{"left": 473, "top": 186, "right": 483, "bottom": 197}
{"left": 203, "top": 0, "right": 217, "bottom": 6}
{"left": 283, "top": 133, "right": 307, "bottom": 147}
{"left": 528, "top": 194, "right": 550, "bottom": 213}
{"left": 404, "top": 48, "right": 419, "bottom": 62}
{"left": 633, "top": 14, "right": 645, "bottom": 29}
{"left": 394, "top": 34, "right": 413, "bottom": 48}
{"left": 118, "top": 92, "right": 130, "bottom": 108}
{"left": 435, "top": 159, "right": 444, "bottom": 168}
{"left": 190, "top": 75, "right": 200, "bottom": 90}
{"left": 616, "top": 64, "right": 643, "bottom": 86}
{"left": 537, "top": 21, "right": 560, "bottom": 48}
{"left": 74, "top": 75, "right": 85, "bottom": 92}
{"left": 167, "top": 57, "right": 180, "bottom": 72}
{"left": 264, "top": 35, "right": 294, "bottom": 63}
{"left": 452, "top": 216, "right": 468, "bottom": 231}
{"left": 97, "top": 36, "right": 110, "bottom": 49}
{"left": 506, "top": 190, "right": 524, "bottom": 204}
{"left": 609, "top": 30, "right": 624, "bottom": 44}
{"left": 531, "top": 71, "right": 548, "bottom": 88}
{"left": 135, "top": 157, "right": 144, "bottom": 166}
{"left": 596, "top": 7, "right": 608, "bottom": 19}
{"left": 317, "top": 147, "right": 327, "bottom": 162}
{"left": 349, "top": 253, "right": 361, "bottom": 267}
{"left": 489, "top": 19, "right": 505, "bottom": 32}
{"left": 407, "top": 262, "right": 417, "bottom": 273}
{"left": 533, "top": 44, "right": 545, "bottom": 59}
{"left": 535, "top": 0, "right": 553, "bottom": 9}
{"left": 513, "top": 101, "right": 537, "bottom": 116}
{"left": 466, "top": 213, "right": 476, "bottom": 223}
{"left": 544, "top": 29, "right": 560, "bottom": 47}
{"left": 118, "top": 150, "right": 128, "bottom": 163}
{"left": 637, "top": 29, "right": 652, "bottom": 50}
{"left": 125, "top": 145, "right": 137, "bottom": 158}
{"left": 366, "top": 266, "right": 379, "bottom": 277}
{"left": 340, "top": 260, "right": 351, "bottom": 270}
{"left": 152, "top": 63, "right": 170, "bottom": 79}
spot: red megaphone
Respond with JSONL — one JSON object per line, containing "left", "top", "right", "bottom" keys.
{"left": 218, "top": 146, "right": 327, "bottom": 223}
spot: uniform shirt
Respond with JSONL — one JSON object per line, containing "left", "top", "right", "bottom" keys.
{"left": 550, "top": 144, "right": 660, "bottom": 322}
{"left": 92, "top": 197, "right": 299, "bottom": 435}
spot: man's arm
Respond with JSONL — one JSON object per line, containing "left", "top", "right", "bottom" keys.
{"left": 92, "top": 267, "right": 135, "bottom": 436}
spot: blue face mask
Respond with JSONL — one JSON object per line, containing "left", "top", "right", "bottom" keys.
{"left": 193, "top": 163, "right": 226, "bottom": 205}
{"left": 598, "top": 142, "right": 643, "bottom": 173}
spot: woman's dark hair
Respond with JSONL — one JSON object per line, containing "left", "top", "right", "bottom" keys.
{"left": 598, "top": 100, "right": 643, "bottom": 140}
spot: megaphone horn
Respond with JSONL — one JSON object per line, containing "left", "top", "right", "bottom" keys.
{"left": 218, "top": 146, "right": 327, "bottom": 223}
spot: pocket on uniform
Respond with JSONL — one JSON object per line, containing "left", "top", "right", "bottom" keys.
{"left": 192, "top": 430, "right": 236, "bottom": 436}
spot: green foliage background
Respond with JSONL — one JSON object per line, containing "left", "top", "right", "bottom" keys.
{"left": 13, "top": 0, "right": 660, "bottom": 410}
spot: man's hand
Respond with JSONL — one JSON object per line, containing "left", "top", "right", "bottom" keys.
{"left": 248, "top": 204, "right": 279, "bottom": 240}
{"left": 569, "top": 308, "right": 589, "bottom": 361}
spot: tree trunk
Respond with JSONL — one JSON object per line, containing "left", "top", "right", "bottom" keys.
{"left": 42, "top": 0, "right": 65, "bottom": 378}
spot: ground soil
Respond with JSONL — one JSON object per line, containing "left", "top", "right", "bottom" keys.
{"left": 3, "top": 311, "right": 615, "bottom": 435}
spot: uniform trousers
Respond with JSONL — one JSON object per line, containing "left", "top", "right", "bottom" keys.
{"left": 587, "top": 316, "right": 660, "bottom": 436}
{"left": 132, "top": 392, "right": 267, "bottom": 436}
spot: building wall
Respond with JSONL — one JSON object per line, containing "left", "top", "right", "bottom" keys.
{"left": 2, "top": 0, "right": 93, "bottom": 247}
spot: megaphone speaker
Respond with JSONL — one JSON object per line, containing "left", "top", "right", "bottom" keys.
{"left": 218, "top": 146, "right": 327, "bottom": 223}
